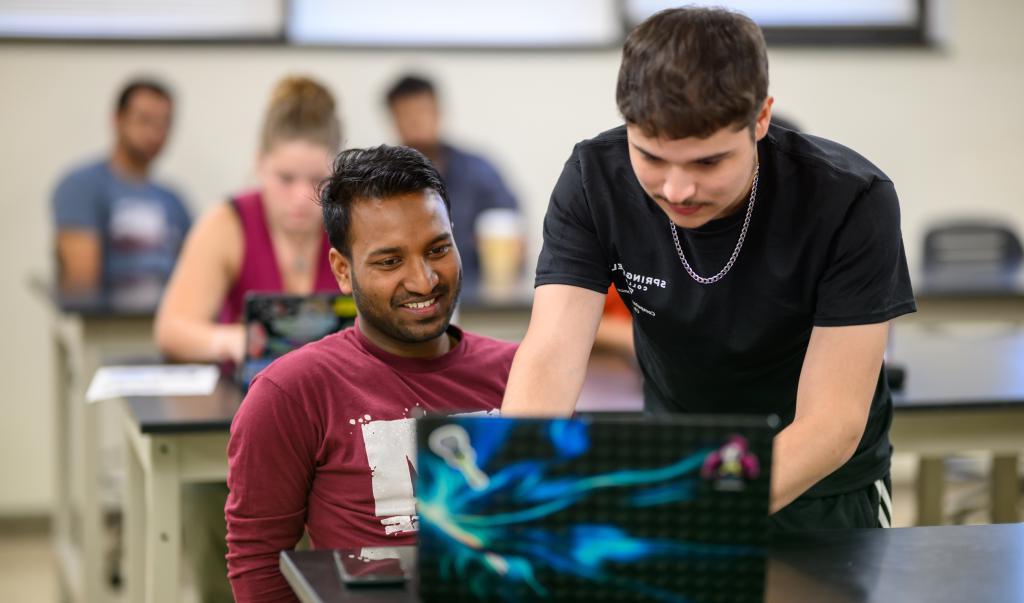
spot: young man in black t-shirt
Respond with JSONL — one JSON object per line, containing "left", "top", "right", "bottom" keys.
{"left": 501, "top": 7, "right": 916, "bottom": 531}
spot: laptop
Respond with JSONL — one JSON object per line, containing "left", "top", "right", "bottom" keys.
{"left": 415, "top": 413, "right": 778, "bottom": 603}
{"left": 238, "top": 292, "right": 357, "bottom": 388}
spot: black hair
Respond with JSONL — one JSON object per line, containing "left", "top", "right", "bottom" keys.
{"left": 319, "top": 145, "right": 451, "bottom": 256}
{"left": 116, "top": 78, "right": 173, "bottom": 114}
{"left": 384, "top": 74, "right": 436, "bottom": 106}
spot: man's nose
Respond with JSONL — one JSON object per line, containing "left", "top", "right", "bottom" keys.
{"left": 662, "top": 167, "right": 696, "bottom": 204}
{"left": 404, "top": 257, "right": 439, "bottom": 293}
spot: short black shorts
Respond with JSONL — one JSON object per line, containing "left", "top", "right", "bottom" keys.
{"left": 770, "top": 474, "right": 893, "bottom": 533}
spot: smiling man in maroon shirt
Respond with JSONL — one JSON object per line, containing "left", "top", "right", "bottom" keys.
{"left": 225, "top": 145, "right": 517, "bottom": 602}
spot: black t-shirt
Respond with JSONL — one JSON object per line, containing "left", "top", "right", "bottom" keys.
{"left": 536, "top": 124, "right": 916, "bottom": 497}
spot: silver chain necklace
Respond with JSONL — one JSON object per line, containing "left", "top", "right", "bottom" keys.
{"left": 669, "top": 166, "right": 759, "bottom": 285}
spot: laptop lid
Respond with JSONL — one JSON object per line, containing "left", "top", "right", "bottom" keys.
{"left": 415, "top": 414, "right": 778, "bottom": 603}
{"left": 239, "top": 292, "right": 357, "bottom": 388}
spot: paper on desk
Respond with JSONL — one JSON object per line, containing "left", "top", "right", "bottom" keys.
{"left": 85, "top": 364, "right": 219, "bottom": 403}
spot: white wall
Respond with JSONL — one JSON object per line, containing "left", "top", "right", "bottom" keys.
{"left": 1, "top": 0, "right": 1022, "bottom": 513}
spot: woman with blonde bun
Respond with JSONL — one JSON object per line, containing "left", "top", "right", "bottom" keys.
{"left": 153, "top": 76, "right": 341, "bottom": 603}
{"left": 155, "top": 76, "right": 342, "bottom": 364}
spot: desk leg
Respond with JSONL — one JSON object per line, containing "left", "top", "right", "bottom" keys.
{"left": 916, "top": 456, "right": 946, "bottom": 526}
{"left": 82, "top": 399, "right": 108, "bottom": 601}
{"left": 145, "top": 437, "right": 181, "bottom": 603}
{"left": 990, "top": 454, "right": 1020, "bottom": 524}
{"left": 52, "top": 321, "right": 75, "bottom": 597}
{"left": 124, "top": 425, "right": 146, "bottom": 603}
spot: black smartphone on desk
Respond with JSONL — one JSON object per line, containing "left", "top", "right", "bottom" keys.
{"left": 334, "top": 550, "right": 408, "bottom": 587}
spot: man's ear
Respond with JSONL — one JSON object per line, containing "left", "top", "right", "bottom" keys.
{"left": 329, "top": 248, "right": 353, "bottom": 294}
{"left": 754, "top": 96, "right": 774, "bottom": 142}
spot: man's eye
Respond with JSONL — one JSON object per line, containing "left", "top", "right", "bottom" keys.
{"left": 696, "top": 158, "right": 721, "bottom": 167}
{"left": 377, "top": 258, "right": 401, "bottom": 267}
{"left": 429, "top": 245, "right": 451, "bottom": 256}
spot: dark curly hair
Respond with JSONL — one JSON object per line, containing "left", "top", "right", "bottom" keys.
{"left": 319, "top": 145, "right": 451, "bottom": 257}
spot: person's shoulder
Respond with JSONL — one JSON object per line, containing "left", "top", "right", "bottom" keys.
{"left": 149, "top": 178, "right": 189, "bottom": 208}
{"left": 257, "top": 327, "right": 363, "bottom": 387}
{"left": 768, "top": 126, "right": 891, "bottom": 187}
{"left": 569, "top": 125, "right": 629, "bottom": 171}
{"left": 55, "top": 158, "right": 108, "bottom": 190}
{"left": 190, "top": 198, "right": 242, "bottom": 240}
{"left": 573, "top": 125, "right": 628, "bottom": 155}
{"left": 52, "top": 160, "right": 110, "bottom": 218}
{"left": 237, "top": 334, "right": 345, "bottom": 425}
{"left": 444, "top": 142, "right": 503, "bottom": 176}
{"left": 581, "top": 125, "right": 628, "bottom": 147}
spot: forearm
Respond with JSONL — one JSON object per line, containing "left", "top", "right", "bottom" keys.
{"left": 771, "top": 323, "right": 888, "bottom": 513}
{"left": 59, "top": 266, "right": 100, "bottom": 293}
{"left": 769, "top": 413, "right": 861, "bottom": 513}
{"left": 155, "top": 315, "right": 243, "bottom": 363}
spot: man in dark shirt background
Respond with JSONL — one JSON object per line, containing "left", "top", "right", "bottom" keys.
{"left": 385, "top": 74, "right": 522, "bottom": 293}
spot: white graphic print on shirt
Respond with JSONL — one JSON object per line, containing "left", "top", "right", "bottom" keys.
{"left": 361, "top": 417, "right": 419, "bottom": 535}
{"left": 360, "top": 409, "right": 499, "bottom": 536}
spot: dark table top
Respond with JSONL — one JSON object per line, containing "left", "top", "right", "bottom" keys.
{"left": 889, "top": 322, "right": 1024, "bottom": 410}
{"left": 120, "top": 322, "right": 1024, "bottom": 435}
{"left": 279, "top": 523, "right": 1024, "bottom": 603}
{"left": 125, "top": 377, "right": 242, "bottom": 434}
{"left": 914, "top": 267, "right": 1024, "bottom": 300}
{"left": 31, "top": 275, "right": 160, "bottom": 318}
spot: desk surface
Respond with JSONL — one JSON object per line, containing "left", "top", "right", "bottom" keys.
{"left": 890, "top": 322, "right": 1024, "bottom": 410}
{"left": 914, "top": 268, "right": 1024, "bottom": 300}
{"left": 121, "top": 322, "right": 1024, "bottom": 435}
{"left": 125, "top": 377, "right": 242, "bottom": 434}
{"left": 33, "top": 279, "right": 159, "bottom": 318}
{"left": 279, "top": 523, "right": 1024, "bottom": 603}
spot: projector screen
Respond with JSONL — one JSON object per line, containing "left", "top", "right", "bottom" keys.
{"left": 0, "top": 0, "right": 282, "bottom": 40}
{"left": 625, "top": 0, "right": 928, "bottom": 45}
{"left": 288, "top": 0, "right": 620, "bottom": 48}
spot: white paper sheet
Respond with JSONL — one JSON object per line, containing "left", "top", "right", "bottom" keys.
{"left": 86, "top": 364, "right": 219, "bottom": 403}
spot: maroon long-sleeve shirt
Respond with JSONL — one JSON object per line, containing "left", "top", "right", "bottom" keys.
{"left": 225, "top": 325, "right": 516, "bottom": 602}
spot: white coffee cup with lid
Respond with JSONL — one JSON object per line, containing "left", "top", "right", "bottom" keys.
{"left": 474, "top": 208, "right": 523, "bottom": 297}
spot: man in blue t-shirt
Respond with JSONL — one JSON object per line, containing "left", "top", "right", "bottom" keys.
{"left": 52, "top": 79, "right": 191, "bottom": 305}
{"left": 384, "top": 74, "right": 521, "bottom": 293}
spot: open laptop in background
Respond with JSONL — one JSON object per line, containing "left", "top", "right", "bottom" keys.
{"left": 238, "top": 292, "right": 357, "bottom": 388}
{"left": 416, "top": 414, "right": 778, "bottom": 603}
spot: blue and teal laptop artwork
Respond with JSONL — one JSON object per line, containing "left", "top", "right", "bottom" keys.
{"left": 239, "top": 292, "right": 357, "bottom": 387}
{"left": 415, "top": 414, "right": 778, "bottom": 603}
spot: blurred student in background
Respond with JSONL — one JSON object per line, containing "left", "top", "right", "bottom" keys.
{"left": 52, "top": 78, "right": 191, "bottom": 305}
{"left": 385, "top": 73, "right": 523, "bottom": 293}
{"left": 154, "top": 75, "right": 342, "bottom": 602}
{"left": 155, "top": 75, "right": 341, "bottom": 363}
